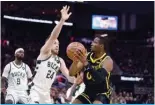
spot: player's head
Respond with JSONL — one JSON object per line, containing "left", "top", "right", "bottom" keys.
{"left": 91, "top": 34, "right": 108, "bottom": 53}
{"left": 14, "top": 48, "right": 24, "bottom": 60}
{"left": 51, "top": 39, "right": 59, "bottom": 55}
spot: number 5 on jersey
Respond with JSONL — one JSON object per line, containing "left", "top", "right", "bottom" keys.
{"left": 46, "top": 70, "right": 55, "bottom": 80}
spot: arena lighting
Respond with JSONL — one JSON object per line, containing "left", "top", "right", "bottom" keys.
{"left": 3, "top": 15, "right": 53, "bottom": 24}
{"left": 121, "top": 76, "right": 144, "bottom": 81}
{"left": 54, "top": 21, "right": 73, "bottom": 26}
{"left": 67, "top": 1, "right": 84, "bottom": 3}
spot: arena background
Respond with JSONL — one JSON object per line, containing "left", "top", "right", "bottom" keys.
{"left": 1, "top": 1, "right": 154, "bottom": 104}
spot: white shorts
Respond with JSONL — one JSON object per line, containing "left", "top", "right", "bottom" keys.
{"left": 5, "top": 89, "right": 29, "bottom": 104}
{"left": 28, "top": 86, "right": 53, "bottom": 104}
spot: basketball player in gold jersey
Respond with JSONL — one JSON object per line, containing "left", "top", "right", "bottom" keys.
{"left": 69, "top": 34, "right": 113, "bottom": 104}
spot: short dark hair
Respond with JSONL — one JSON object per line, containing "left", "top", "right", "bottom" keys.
{"left": 95, "top": 34, "right": 109, "bottom": 51}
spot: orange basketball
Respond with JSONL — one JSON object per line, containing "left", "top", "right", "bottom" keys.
{"left": 66, "top": 42, "right": 87, "bottom": 61}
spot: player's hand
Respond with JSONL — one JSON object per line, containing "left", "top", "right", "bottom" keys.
{"left": 74, "top": 49, "right": 88, "bottom": 66}
{"left": 61, "top": 5, "right": 72, "bottom": 21}
{"left": 65, "top": 97, "right": 72, "bottom": 103}
{"left": 75, "top": 73, "right": 83, "bottom": 85}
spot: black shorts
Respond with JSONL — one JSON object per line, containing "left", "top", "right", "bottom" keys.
{"left": 76, "top": 92, "right": 110, "bottom": 104}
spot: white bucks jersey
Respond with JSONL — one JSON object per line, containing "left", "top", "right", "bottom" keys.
{"left": 7, "top": 62, "right": 29, "bottom": 91}
{"left": 66, "top": 83, "right": 85, "bottom": 103}
{"left": 32, "top": 55, "right": 60, "bottom": 91}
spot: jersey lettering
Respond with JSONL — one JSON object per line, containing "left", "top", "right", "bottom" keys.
{"left": 11, "top": 71, "right": 25, "bottom": 78}
{"left": 47, "top": 61, "right": 58, "bottom": 71}
{"left": 86, "top": 72, "right": 92, "bottom": 80}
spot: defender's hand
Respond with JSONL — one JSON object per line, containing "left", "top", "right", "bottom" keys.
{"left": 61, "top": 5, "right": 72, "bottom": 21}
{"left": 75, "top": 73, "right": 83, "bottom": 85}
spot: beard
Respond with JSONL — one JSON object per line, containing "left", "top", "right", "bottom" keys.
{"left": 16, "top": 56, "right": 24, "bottom": 61}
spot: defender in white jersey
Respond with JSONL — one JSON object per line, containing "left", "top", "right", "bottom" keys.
{"left": 28, "top": 5, "right": 75, "bottom": 104}
{"left": 1, "top": 48, "right": 32, "bottom": 104}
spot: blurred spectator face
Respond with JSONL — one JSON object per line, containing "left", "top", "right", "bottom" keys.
{"left": 61, "top": 87, "right": 67, "bottom": 94}
{"left": 123, "top": 91, "right": 126, "bottom": 96}
{"left": 51, "top": 39, "right": 59, "bottom": 55}
{"left": 120, "top": 97, "right": 126, "bottom": 104}
{"left": 130, "top": 92, "right": 133, "bottom": 97}
{"left": 126, "top": 93, "right": 129, "bottom": 97}
{"left": 119, "top": 92, "right": 122, "bottom": 97}
{"left": 15, "top": 50, "right": 24, "bottom": 60}
{"left": 51, "top": 87, "right": 58, "bottom": 98}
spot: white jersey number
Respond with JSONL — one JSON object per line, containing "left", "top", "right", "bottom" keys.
{"left": 17, "top": 78, "right": 21, "bottom": 85}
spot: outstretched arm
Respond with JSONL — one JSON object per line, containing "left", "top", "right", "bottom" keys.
{"left": 40, "top": 5, "right": 72, "bottom": 54}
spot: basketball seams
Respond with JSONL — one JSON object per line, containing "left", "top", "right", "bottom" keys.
{"left": 67, "top": 42, "right": 86, "bottom": 60}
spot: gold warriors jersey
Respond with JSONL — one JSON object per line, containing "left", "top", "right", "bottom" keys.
{"left": 83, "top": 52, "right": 112, "bottom": 98}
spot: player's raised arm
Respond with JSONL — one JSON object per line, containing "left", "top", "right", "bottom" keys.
{"left": 26, "top": 64, "right": 33, "bottom": 82}
{"left": 40, "top": 5, "right": 72, "bottom": 54}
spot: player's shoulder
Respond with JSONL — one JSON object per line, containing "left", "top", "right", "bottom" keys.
{"left": 105, "top": 55, "right": 113, "bottom": 61}
{"left": 59, "top": 57, "right": 63, "bottom": 60}
{"left": 5, "top": 61, "right": 13, "bottom": 66}
{"left": 22, "top": 62, "right": 30, "bottom": 68}
{"left": 22, "top": 62, "right": 27, "bottom": 65}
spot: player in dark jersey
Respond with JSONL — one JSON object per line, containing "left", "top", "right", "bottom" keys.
{"left": 69, "top": 34, "right": 113, "bottom": 104}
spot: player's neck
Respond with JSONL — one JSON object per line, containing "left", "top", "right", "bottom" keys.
{"left": 14, "top": 59, "right": 22, "bottom": 65}
{"left": 51, "top": 52, "right": 57, "bottom": 56}
{"left": 94, "top": 51, "right": 105, "bottom": 58}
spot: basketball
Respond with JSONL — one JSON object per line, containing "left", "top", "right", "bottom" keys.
{"left": 66, "top": 42, "right": 87, "bottom": 61}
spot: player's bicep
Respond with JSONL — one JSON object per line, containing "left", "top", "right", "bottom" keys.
{"left": 1, "top": 76, "right": 8, "bottom": 88}
{"left": 2, "top": 63, "right": 11, "bottom": 78}
{"left": 102, "top": 56, "right": 113, "bottom": 72}
{"left": 60, "top": 58, "right": 69, "bottom": 76}
{"left": 60, "top": 58, "right": 75, "bottom": 83}
{"left": 26, "top": 65, "right": 33, "bottom": 79}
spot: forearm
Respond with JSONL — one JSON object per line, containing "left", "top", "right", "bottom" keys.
{"left": 68, "top": 84, "right": 78, "bottom": 98}
{"left": 69, "top": 62, "right": 78, "bottom": 76}
{"left": 66, "top": 76, "right": 75, "bottom": 83}
{"left": 49, "top": 19, "right": 65, "bottom": 40}
{"left": 1, "top": 77, "right": 7, "bottom": 88}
